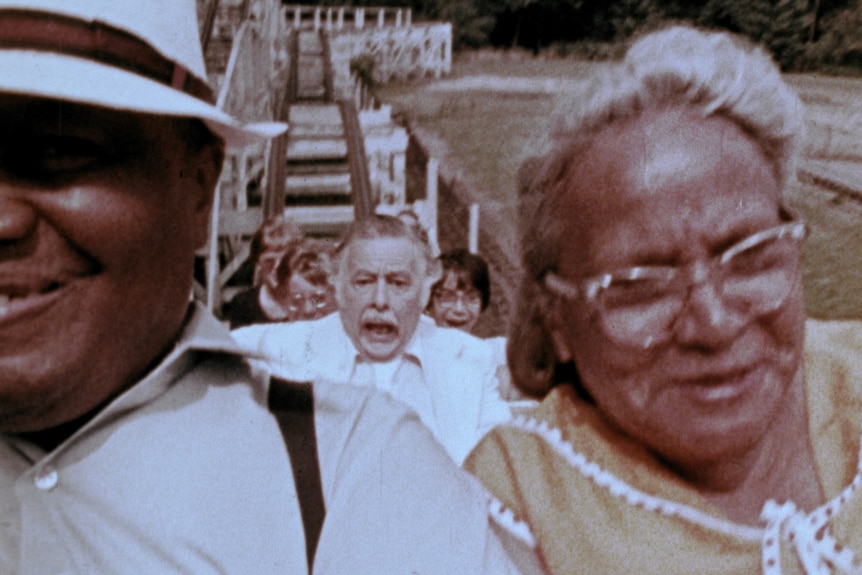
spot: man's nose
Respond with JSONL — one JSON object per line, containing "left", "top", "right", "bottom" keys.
{"left": 452, "top": 297, "right": 466, "bottom": 312}
{"left": 372, "top": 278, "right": 389, "bottom": 309}
{"left": 0, "top": 194, "right": 38, "bottom": 244}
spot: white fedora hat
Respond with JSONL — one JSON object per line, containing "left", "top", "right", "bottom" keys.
{"left": 0, "top": 0, "right": 285, "bottom": 147}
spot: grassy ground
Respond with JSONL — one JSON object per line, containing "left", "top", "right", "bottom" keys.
{"left": 378, "top": 52, "right": 862, "bottom": 322}
{"left": 791, "top": 181, "right": 862, "bottom": 319}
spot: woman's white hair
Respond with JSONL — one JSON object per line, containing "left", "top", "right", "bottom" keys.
{"left": 510, "top": 25, "right": 806, "bottom": 397}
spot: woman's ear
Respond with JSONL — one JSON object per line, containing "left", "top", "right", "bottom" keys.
{"left": 543, "top": 293, "right": 575, "bottom": 363}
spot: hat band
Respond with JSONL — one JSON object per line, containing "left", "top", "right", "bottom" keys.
{"left": 0, "top": 9, "right": 214, "bottom": 104}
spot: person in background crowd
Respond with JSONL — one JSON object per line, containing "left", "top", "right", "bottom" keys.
{"left": 429, "top": 248, "right": 490, "bottom": 334}
{"left": 278, "top": 237, "right": 338, "bottom": 322}
{"left": 465, "top": 25, "right": 862, "bottom": 574}
{"left": 234, "top": 215, "right": 513, "bottom": 465}
{"left": 429, "top": 249, "right": 532, "bottom": 403}
{"left": 225, "top": 215, "right": 304, "bottom": 328}
{"left": 0, "top": 1, "right": 532, "bottom": 573}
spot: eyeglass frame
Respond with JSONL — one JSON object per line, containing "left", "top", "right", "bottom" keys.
{"left": 542, "top": 220, "right": 807, "bottom": 348}
{"left": 432, "top": 287, "right": 483, "bottom": 308}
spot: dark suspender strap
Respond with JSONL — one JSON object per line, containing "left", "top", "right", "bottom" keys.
{"left": 268, "top": 378, "right": 325, "bottom": 571}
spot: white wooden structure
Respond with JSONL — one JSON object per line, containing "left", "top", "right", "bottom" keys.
{"left": 283, "top": 5, "right": 452, "bottom": 82}
{"left": 200, "top": 0, "right": 435, "bottom": 311}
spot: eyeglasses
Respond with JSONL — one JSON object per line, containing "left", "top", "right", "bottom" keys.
{"left": 544, "top": 221, "right": 806, "bottom": 349}
{"left": 287, "top": 288, "right": 334, "bottom": 317}
{"left": 433, "top": 288, "right": 482, "bottom": 308}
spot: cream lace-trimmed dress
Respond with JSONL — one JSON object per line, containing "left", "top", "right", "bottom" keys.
{"left": 466, "top": 319, "right": 862, "bottom": 575}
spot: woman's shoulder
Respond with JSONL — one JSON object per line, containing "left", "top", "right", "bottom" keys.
{"left": 805, "top": 318, "right": 862, "bottom": 399}
{"left": 805, "top": 318, "right": 862, "bottom": 356}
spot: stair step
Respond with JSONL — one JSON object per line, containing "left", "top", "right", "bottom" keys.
{"left": 290, "top": 123, "right": 343, "bottom": 138}
{"left": 287, "top": 158, "right": 349, "bottom": 173}
{"left": 298, "top": 73, "right": 325, "bottom": 88}
{"left": 285, "top": 193, "right": 353, "bottom": 207}
{"left": 296, "top": 90, "right": 328, "bottom": 101}
{"left": 287, "top": 138, "right": 347, "bottom": 160}
{"left": 289, "top": 104, "right": 342, "bottom": 125}
{"left": 282, "top": 205, "right": 355, "bottom": 237}
{"left": 286, "top": 172, "right": 351, "bottom": 195}
{"left": 298, "top": 33, "right": 323, "bottom": 52}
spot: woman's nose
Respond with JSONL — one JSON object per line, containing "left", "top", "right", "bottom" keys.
{"left": 673, "top": 280, "right": 748, "bottom": 350}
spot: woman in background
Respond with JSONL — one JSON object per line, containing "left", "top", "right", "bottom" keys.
{"left": 429, "top": 249, "right": 530, "bottom": 403}
{"left": 428, "top": 249, "right": 490, "bottom": 334}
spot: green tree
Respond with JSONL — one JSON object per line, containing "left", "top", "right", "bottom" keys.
{"left": 697, "top": 0, "right": 809, "bottom": 69}
{"left": 804, "top": 1, "right": 862, "bottom": 70}
{"left": 606, "top": 0, "right": 666, "bottom": 39}
{"left": 435, "top": 0, "right": 498, "bottom": 48}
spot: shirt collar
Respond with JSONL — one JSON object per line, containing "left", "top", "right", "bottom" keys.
{"left": 176, "top": 301, "right": 253, "bottom": 357}
{"left": 110, "top": 302, "right": 252, "bottom": 407}
{"left": 402, "top": 319, "right": 428, "bottom": 368}
{"left": 5, "top": 304, "right": 254, "bottom": 458}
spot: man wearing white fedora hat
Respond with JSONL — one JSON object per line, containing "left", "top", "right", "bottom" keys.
{"left": 0, "top": 1, "right": 533, "bottom": 573}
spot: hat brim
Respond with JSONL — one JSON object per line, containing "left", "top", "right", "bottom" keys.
{"left": 0, "top": 50, "right": 286, "bottom": 148}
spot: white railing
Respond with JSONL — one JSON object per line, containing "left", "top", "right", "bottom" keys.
{"left": 283, "top": 5, "right": 412, "bottom": 32}
{"left": 330, "top": 23, "right": 452, "bottom": 82}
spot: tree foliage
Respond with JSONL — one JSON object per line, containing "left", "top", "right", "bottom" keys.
{"left": 303, "top": 0, "right": 861, "bottom": 72}
{"left": 803, "top": 1, "right": 862, "bottom": 70}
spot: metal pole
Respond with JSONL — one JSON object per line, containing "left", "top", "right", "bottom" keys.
{"left": 426, "top": 158, "right": 439, "bottom": 252}
{"left": 468, "top": 203, "right": 479, "bottom": 254}
{"left": 206, "top": 182, "right": 222, "bottom": 312}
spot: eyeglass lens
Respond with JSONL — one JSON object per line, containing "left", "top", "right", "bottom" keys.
{"left": 434, "top": 289, "right": 481, "bottom": 307}
{"left": 595, "top": 226, "right": 802, "bottom": 348}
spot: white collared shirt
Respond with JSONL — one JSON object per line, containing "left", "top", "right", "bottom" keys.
{"left": 233, "top": 312, "right": 513, "bottom": 465}
{"left": 2, "top": 305, "right": 529, "bottom": 574}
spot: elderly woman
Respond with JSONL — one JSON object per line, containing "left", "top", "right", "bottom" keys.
{"left": 465, "top": 26, "right": 862, "bottom": 574}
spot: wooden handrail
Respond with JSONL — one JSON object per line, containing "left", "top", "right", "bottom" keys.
{"left": 262, "top": 29, "right": 297, "bottom": 219}
{"left": 319, "top": 29, "right": 335, "bottom": 102}
{"left": 338, "top": 98, "right": 373, "bottom": 220}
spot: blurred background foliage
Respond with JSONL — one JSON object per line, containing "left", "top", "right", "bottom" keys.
{"left": 307, "top": 0, "right": 862, "bottom": 73}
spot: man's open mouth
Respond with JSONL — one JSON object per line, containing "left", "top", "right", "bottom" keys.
{"left": 362, "top": 320, "right": 398, "bottom": 342}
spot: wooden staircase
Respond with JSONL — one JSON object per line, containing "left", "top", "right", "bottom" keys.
{"left": 198, "top": 1, "right": 404, "bottom": 312}
{"left": 268, "top": 27, "right": 372, "bottom": 236}
{"left": 282, "top": 103, "right": 356, "bottom": 235}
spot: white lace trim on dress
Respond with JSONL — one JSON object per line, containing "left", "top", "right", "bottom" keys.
{"left": 503, "top": 415, "right": 862, "bottom": 575}
{"left": 487, "top": 494, "right": 538, "bottom": 548}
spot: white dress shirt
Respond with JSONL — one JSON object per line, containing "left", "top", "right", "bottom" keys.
{"left": 1, "top": 305, "right": 527, "bottom": 574}
{"left": 234, "top": 312, "right": 512, "bottom": 464}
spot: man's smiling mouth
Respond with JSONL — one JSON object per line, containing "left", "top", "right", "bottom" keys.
{"left": 0, "top": 268, "right": 92, "bottom": 321}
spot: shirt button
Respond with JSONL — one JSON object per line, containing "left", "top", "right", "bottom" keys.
{"left": 34, "top": 466, "right": 59, "bottom": 491}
